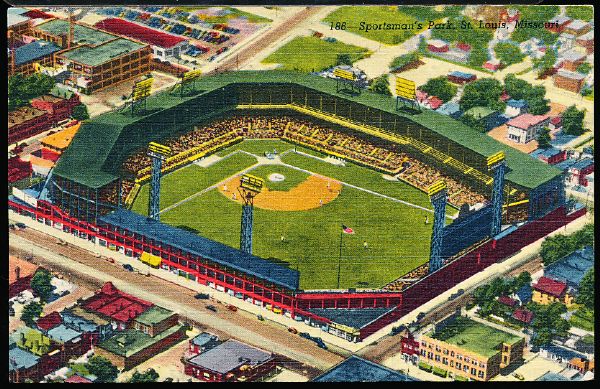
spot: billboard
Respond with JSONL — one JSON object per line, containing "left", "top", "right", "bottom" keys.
{"left": 333, "top": 68, "right": 357, "bottom": 81}
{"left": 395, "top": 77, "right": 416, "bottom": 100}
{"left": 132, "top": 77, "right": 154, "bottom": 101}
{"left": 182, "top": 69, "right": 202, "bottom": 82}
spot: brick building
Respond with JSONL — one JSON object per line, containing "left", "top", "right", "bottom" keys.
{"left": 8, "top": 156, "right": 33, "bottom": 184}
{"left": 9, "top": 256, "right": 39, "bottom": 299}
{"left": 9, "top": 40, "right": 61, "bottom": 76}
{"left": 560, "top": 50, "right": 587, "bottom": 71}
{"left": 553, "top": 69, "right": 586, "bottom": 93}
{"left": 576, "top": 31, "right": 594, "bottom": 54}
{"left": 132, "top": 306, "right": 179, "bottom": 337}
{"left": 61, "top": 306, "right": 114, "bottom": 345}
{"left": 563, "top": 20, "right": 592, "bottom": 36}
{"left": 532, "top": 276, "right": 574, "bottom": 307}
{"left": 419, "top": 316, "right": 525, "bottom": 381}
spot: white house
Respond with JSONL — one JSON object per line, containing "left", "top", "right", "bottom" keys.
{"left": 506, "top": 113, "right": 550, "bottom": 143}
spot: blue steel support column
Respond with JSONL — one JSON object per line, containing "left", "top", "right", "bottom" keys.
{"left": 240, "top": 204, "right": 253, "bottom": 254}
{"left": 429, "top": 189, "right": 447, "bottom": 274}
{"left": 148, "top": 156, "right": 162, "bottom": 221}
{"left": 490, "top": 161, "right": 507, "bottom": 236}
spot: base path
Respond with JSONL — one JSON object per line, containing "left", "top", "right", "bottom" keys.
{"left": 219, "top": 175, "right": 342, "bottom": 211}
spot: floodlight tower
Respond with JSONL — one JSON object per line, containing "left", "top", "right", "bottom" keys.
{"left": 171, "top": 69, "right": 202, "bottom": 97}
{"left": 427, "top": 181, "right": 447, "bottom": 274}
{"left": 147, "top": 142, "right": 171, "bottom": 221}
{"left": 238, "top": 174, "right": 264, "bottom": 254}
{"left": 487, "top": 151, "right": 507, "bottom": 237}
{"left": 124, "top": 76, "right": 154, "bottom": 115}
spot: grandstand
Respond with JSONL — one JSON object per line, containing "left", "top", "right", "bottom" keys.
{"left": 9, "top": 71, "right": 577, "bottom": 343}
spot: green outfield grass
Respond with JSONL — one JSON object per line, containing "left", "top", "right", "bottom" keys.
{"left": 131, "top": 152, "right": 257, "bottom": 215}
{"left": 247, "top": 165, "right": 310, "bottom": 191}
{"left": 262, "top": 36, "right": 370, "bottom": 72}
{"left": 323, "top": 6, "right": 428, "bottom": 45}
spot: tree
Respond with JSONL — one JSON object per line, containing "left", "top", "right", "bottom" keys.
{"left": 565, "top": 5, "right": 594, "bottom": 21}
{"left": 533, "top": 49, "right": 557, "bottom": 78}
{"left": 129, "top": 368, "right": 159, "bottom": 383}
{"left": 561, "top": 105, "right": 586, "bottom": 136}
{"left": 71, "top": 104, "right": 90, "bottom": 121}
{"left": 515, "top": 272, "right": 532, "bottom": 290}
{"left": 460, "top": 113, "right": 486, "bottom": 133}
{"left": 494, "top": 42, "right": 525, "bottom": 66}
{"left": 336, "top": 54, "right": 352, "bottom": 66}
{"left": 419, "top": 77, "right": 457, "bottom": 103}
{"left": 468, "top": 45, "right": 488, "bottom": 68}
{"left": 370, "top": 75, "right": 391, "bottom": 96}
{"left": 503, "top": 74, "right": 529, "bottom": 100}
{"left": 530, "top": 302, "right": 570, "bottom": 347}
{"left": 8, "top": 73, "right": 56, "bottom": 111}
{"left": 21, "top": 301, "right": 43, "bottom": 327}
{"left": 459, "top": 78, "right": 503, "bottom": 111}
{"left": 576, "top": 63, "right": 592, "bottom": 75}
{"left": 389, "top": 52, "right": 420, "bottom": 71}
{"left": 526, "top": 85, "right": 550, "bottom": 115}
{"left": 30, "top": 268, "right": 54, "bottom": 302}
{"left": 537, "top": 127, "right": 552, "bottom": 149}
{"left": 417, "top": 36, "right": 428, "bottom": 54}
{"left": 577, "top": 268, "right": 594, "bottom": 309}
{"left": 86, "top": 356, "right": 119, "bottom": 383}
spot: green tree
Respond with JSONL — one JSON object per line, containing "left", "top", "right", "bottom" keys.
{"left": 577, "top": 268, "right": 594, "bottom": 309}
{"left": 21, "top": 301, "right": 43, "bottom": 327}
{"left": 417, "top": 36, "right": 428, "bottom": 54}
{"left": 370, "top": 75, "right": 391, "bottom": 96}
{"left": 576, "top": 63, "right": 592, "bottom": 75}
{"left": 389, "top": 52, "right": 420, "bottom": 71}
{"left": 71, "top": 104, "right": 90, "bottom": 121}
{"left": 8, "top": 73, "right": 56, "bottom": 111}
{"left": 561, "top": 105, "right": 586, "bottom": 136}
{"left": 565, "top": 6, "right": 594, "bottom": 21}
{"left": 537, "top": 127, "right": 552, "bottom": 149}
{"left": 515, "top": 272, "right": 532, "bottom": 290}
{"left": 129, "top": 368, "right": 159, "bottom": 383}
{"left": 336, "top": 53, "right": 353, "bottom": 66}
{"left": 530, "top": 302, "right": 570, "bottom": 346}
{"left": 533, "top": 49, "right": 557, "bottom": 78}
{"left": 468, "top": 45, "right": 488, "bottom": 68}
{"left": 419, "top": 77, "right": 457, "bottom": 103}
{"left": 460, "top": 113, "right": 486, "bottom": 133}
{"left": 504, "top": 74, "right": 530, "bottom": 100}
{"left": 494, "top": 42, "right": 525, "bottom": 66}
{"left": 526, "top": 85, "right": 550, "bottom": 115}
{"left": 459, "top": 78, "right": 503, "bottom": 111}
{"left": 30, "top": 268, "right": 54, "bottom": 302}
{"left": 86, "top": 356, "right": 119, "bottom": 383}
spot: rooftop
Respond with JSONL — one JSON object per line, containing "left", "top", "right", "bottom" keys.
{"left": 47, "top": 324, "right": 82, "bottom": 343}
{"left": 52, "top": 71, "right": 562, "bottom": 190}
{"left": 191, "top": 332, "right": 220, "bottom": 348}
{"left": 186, "top": 339, "right": 272, "bottom": 375}
{"left": 8, "top": 106, "right": 47, "bottom": 129}
{"left": 428, "top": 316, "right": 522, "bottom": 358}
{"left": 561, "top": 50, "right": 587, "bottom": 62}
{"left": 567, "top": 20, "right": 590, "bottom": 31}
{"left": 313, "top": 356, "right": 418, "bottom": 382}
{"left": 507, "top": 113, "right": 550, "bottom": 130}
{"left": 95, "top": 18, "right": 186, "bottom": 49}
{"left": 98, "top": 209, "right": 300, "bottom": 291}
{"left": 134, "top": 305, "right": 175, "bottom": 326}
{"left": 36, "top": 311, "right": 63, "bottom": 332}
{"left": 59, "top": 38, "right": 147, "bottom": 67}
{"left": 536, "top": 372, "right": 569, "bottom": 381}
{"left": 8, "top": 347, "right": 40, "bottom": 372}
{"left": 507, "top": 99, "right": 528, "bottom": 108}
{"left": 40, "top": 123, "right": 81, "bottom": 151}
{"left": 465, "top": 106, "right": 496, "bottom": 119}
{"left": 570, "top": 158, "right": 594, "bottom": 170}
{"left": 533, "top": 276, "right": 567, "bottom": 297}
{"left": 98, "top": 325, "right": 183, "bottom": 357}
{"left": 35, "top": 19, "right": 116, "bottom": 46}
{"left": 9, "top": 256, "right": 39, "bottom": 285}
{"left": 448, "top": 71, "right": 475, "bottom": 79}
{"left": 64, "top": 306, "right": 109, "bottom": 326}
{"left": 82, "top": 281, "right": 153, "bottom": 322}
{"left": 544, "top": 247, "right": 594, "bottom": 288}
{"left": 512, "top": 308, "right": 534, "bottom": 324}
{"left": 8, "top": 8, "right": 29, "bottom": 28}
{"left": 13, "top": 39, "right": 61, "bottom": 66}
{"left": 306, "top": 307, "right": 396, "bottom": 330}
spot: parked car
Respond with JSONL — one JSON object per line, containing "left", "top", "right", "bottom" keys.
{"left": 299, "top": 332, "right": 311, "bottom": 340}
{"left": 227, "top": 305, "right": 238, "bottom": 312}
{"left": 206, "top": 305, "right": 217, "bottom": 312}
{"left": 122, "top": 264, "right": 134, "bottom": 272}
{"left": 288, "top": 327, "right": 298, "bottom": 334}
{"left": 9, "top": 223, "right": 15, "bottom": 230}
{"left": 16, "top": 223, "right": 27, "bottom": 229}
{"left": 194, "top": 293, "right": 210, "bottom": 300}
{"left": 513, "top": 373, "right": 524, "bottom": 380}
{"left": 257, "top": 314, "right": 264, "bottom": 321}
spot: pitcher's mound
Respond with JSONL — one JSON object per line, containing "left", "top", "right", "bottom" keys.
{"left": 219, "top": 175, "right": 342, "bottom": 211}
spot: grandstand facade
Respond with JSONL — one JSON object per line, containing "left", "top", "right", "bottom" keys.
{"left": 9, "top": 72, "right": 581, "bottom": 343}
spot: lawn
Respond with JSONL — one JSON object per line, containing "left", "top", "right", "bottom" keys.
{"left": 570, "top": 307, "right": 594, "bottom": 332}
{"left": 247, "top": 165, "right": 310, "bottom": 191}
{"left": 262, "top": 36, "right": 370, "bottom": 72}
{"left": 179, "top": 6, "right": 272, "bottom": 23}
{"left": 322, "top": 6, "right": 429, "bottom": 45}
{"left": 131, "top": 152, "right": 257, "bottom": 215}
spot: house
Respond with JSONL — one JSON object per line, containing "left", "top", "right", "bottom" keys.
{"left": 498, "top": 296, "right": 518, "bottom": 308}
{"left": 184, "top": 339, "right": 276, "bottom": 382}
{"left": 31, "top": 90, "right": 80, "bottom": 122}
{"left": 47, "top": 324, "right": 89, "bottom": 363}
{"left": 13, "top": 327, "right": 63, "bottom": 378}
{"left": 560, "top": 50, "right": 587, "bottom": 71}
{"left": 94, "top": 18, "right": 189, "bottom": 61}
{"left": 532, "top": 276, "right": 574, "bottom": 307}
{"left": 543, "top": 247, "right": 594, "bottom": 291}
{"left": 564, "top": 20, "right": 592, "bottom": 36}
{"left": 8, "top": 106, "right": 53, "bottom": 145}
{"left": 549, "top": 116, "right": 563, "bottom": 132}
{"left": 132, "top": 306, "right": 179, "bottom": 337}
{"left": 557, "top": 33, "right": 576, "bottom": 52}
{"left": 65, "top": 374, "right": 93, "bottom": 383}
{"left": 426, "top": 96, "right": 444, "bottom": 110}
{"left": 576, "top": 31, "right": 594, "bottom": 54}
{"left": 505, "top": 99, "right": 528, "bottom": 118}
{"left": 500, "top": 8, "right": 520, "bottom": 23}
{"left": 553, "top": 69, "right": 586, "bottom": 93}
{"left": 483, "top": 59, "right": 501, "bottom": 71}
{"left": 547, "top": 16, "right": 572, "bottom": 33}
{"left": 427, "top": 39, "right": 449, "bottom": 53}
{"left": 511, "top": 308, "right": 534, "bottom": 325}
{"left": 506, "top": 113, "right": 551, "bottom": 143}
{"left": 567, "top": 159, "right": 594, "bottom": 186}
{"left": 189, "top": 332, "right": 220, "bottom": 355}
{"left": 540, "top": 344, "right": 586, "bottom": 365}
{"left": 568, "top": 357, "right": 594, "bottom": 374}
{"left": 36, "top": 311, "right": 63, "bottom": 333}
{"left": 456, "top": 42, "right": 471, "bottom": 52}
{"left": 8, "top": 7, "right": 32, "bottom": 37}
{"left": 313, "top": 355, "right": 418, "bottom": 382}
{"left": 8, "top": 156, "right": 33, "bottom": 184}
{"left": 400, "top": 329, "right": 420, "bottom": 364}
{"left": 9, "top": 339, "right": 41, "bottom": 383}
{"left": 419, "top": 315, "right": 525, "bottom": 381}
{"left": 437, "top": 101, "right": 463, "bottom": 119}
{"left": 530, "top": 147, "right": 567, "bottom": 165}
{"left": 61, "top": 306, "right": 114, "bottom": 345}
{"left": 511, "top": 284, "right": 532, "bottom": 306}
{"left": 416, "top": 90, "right": 429, "bottom": 105}
{"left": 447, "top": 71, "right": 476, "bottom": 84}
{"left": 9, "top": 256, "right": 39, "bottom": 299}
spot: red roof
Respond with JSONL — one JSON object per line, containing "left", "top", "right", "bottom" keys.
{"left": 512, "top": 308, "right": 534, "bottom": 324}
{"left": 95, "top": 18, "right": 186, "bottom": 49}
{"left": 36, "top": 311, "right": 62, "bottom": 331}
{"left": 498, "top": 295, "right": 518, "bottom": 307}
{"left": 534, "top": 276, "right": 567, "bottom": 298}
{"left": 456, "top": 42, "right": 471, "bottom": 52}
{"left": 23, "top": 9, "right": 54, "bottom": 20}
{"left": 65, "top": 375, "right": 93, "bottom": 383}
{"left": 428, "top": 96, "right": 443, "bottom": 110}
{"left": 551, "top": 116, "right": 562, "bottom": 125}
{"left": 507, "top": 113, "right": 550, "bottom": 130}
{"left": 82, "top": 282, "right": 153, "bottom": 323}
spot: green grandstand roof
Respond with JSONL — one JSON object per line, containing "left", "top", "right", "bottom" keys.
{"left": 36, "top": 19, "right": 116, "bottom": 46}
{"left": 59, "top": 38, "right": 146, "bottom": 67}
{"left": 53, "top": 71, "right": 561, "bottom": 189}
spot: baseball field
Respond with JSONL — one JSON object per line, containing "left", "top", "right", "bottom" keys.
{"left": 131, "top": 140, "right": 456, "bottom": 290}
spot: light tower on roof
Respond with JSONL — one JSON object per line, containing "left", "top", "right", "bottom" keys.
{"left": 487, "top": 151, "right": 507, "bottom": 237}
{"left": 428, "top": 180, "right": 447, "bottom": 273}
{"left": 238, "top": 174, "right": 264, "bottom": 254}
{"left": 147, "top": 142, "right": 171, "bottom": 221}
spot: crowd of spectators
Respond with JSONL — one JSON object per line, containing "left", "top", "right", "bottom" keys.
{"left": 119, "top": 115, "right": 487, "bottom": 207}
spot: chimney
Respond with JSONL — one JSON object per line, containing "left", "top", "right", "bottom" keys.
{"left": 15, "top": 266, "right": 21, "bottom": 280}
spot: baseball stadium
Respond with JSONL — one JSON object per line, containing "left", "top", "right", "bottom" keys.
{"left": 9, "top": 71, "right": 585, "bottom": 343}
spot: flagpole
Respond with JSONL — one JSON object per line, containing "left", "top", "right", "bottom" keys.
{"left": 337, "top": 227, "right": 343, "bottom": 289}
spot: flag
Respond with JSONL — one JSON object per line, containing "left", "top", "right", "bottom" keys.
{"left": 342, "top": 225, "right": 354, "bottom": 234}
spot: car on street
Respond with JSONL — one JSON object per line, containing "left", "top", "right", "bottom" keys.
{"left": 257, "top": 314, "right": 264, "bottom": 321}
{"left": 206, "top": 305, "right": 217, "bottom": 312}
{"left": 299, "top": 332, "right": 311, "bottom": 340}
{"left": 9, "top": 223, "right": 15, "bottom": 230}
{"left": 194, "top": 293, "right": 210, "bottom": 299}
{"left": 122, "top": 264, "right": 134, "bottom": 272}
{"left": 16, "top": 223, "right": 27, "bottom": 229}
{"left": 227, "top": 305, "right": 238, "bottom": 312}
{"left": 288, "top": 327, "right": 298, "bottom": 334}
{"left": 513, "top": 373, "right": 524, "bottom": 380}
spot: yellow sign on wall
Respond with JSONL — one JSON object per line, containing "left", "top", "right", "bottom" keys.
{"left": 396, "top": 77, "right": 416, "bottom": 100}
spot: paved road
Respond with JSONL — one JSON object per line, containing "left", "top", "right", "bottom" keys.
{"left": 9, "top": 229, "right": 344, "bottom": 372}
